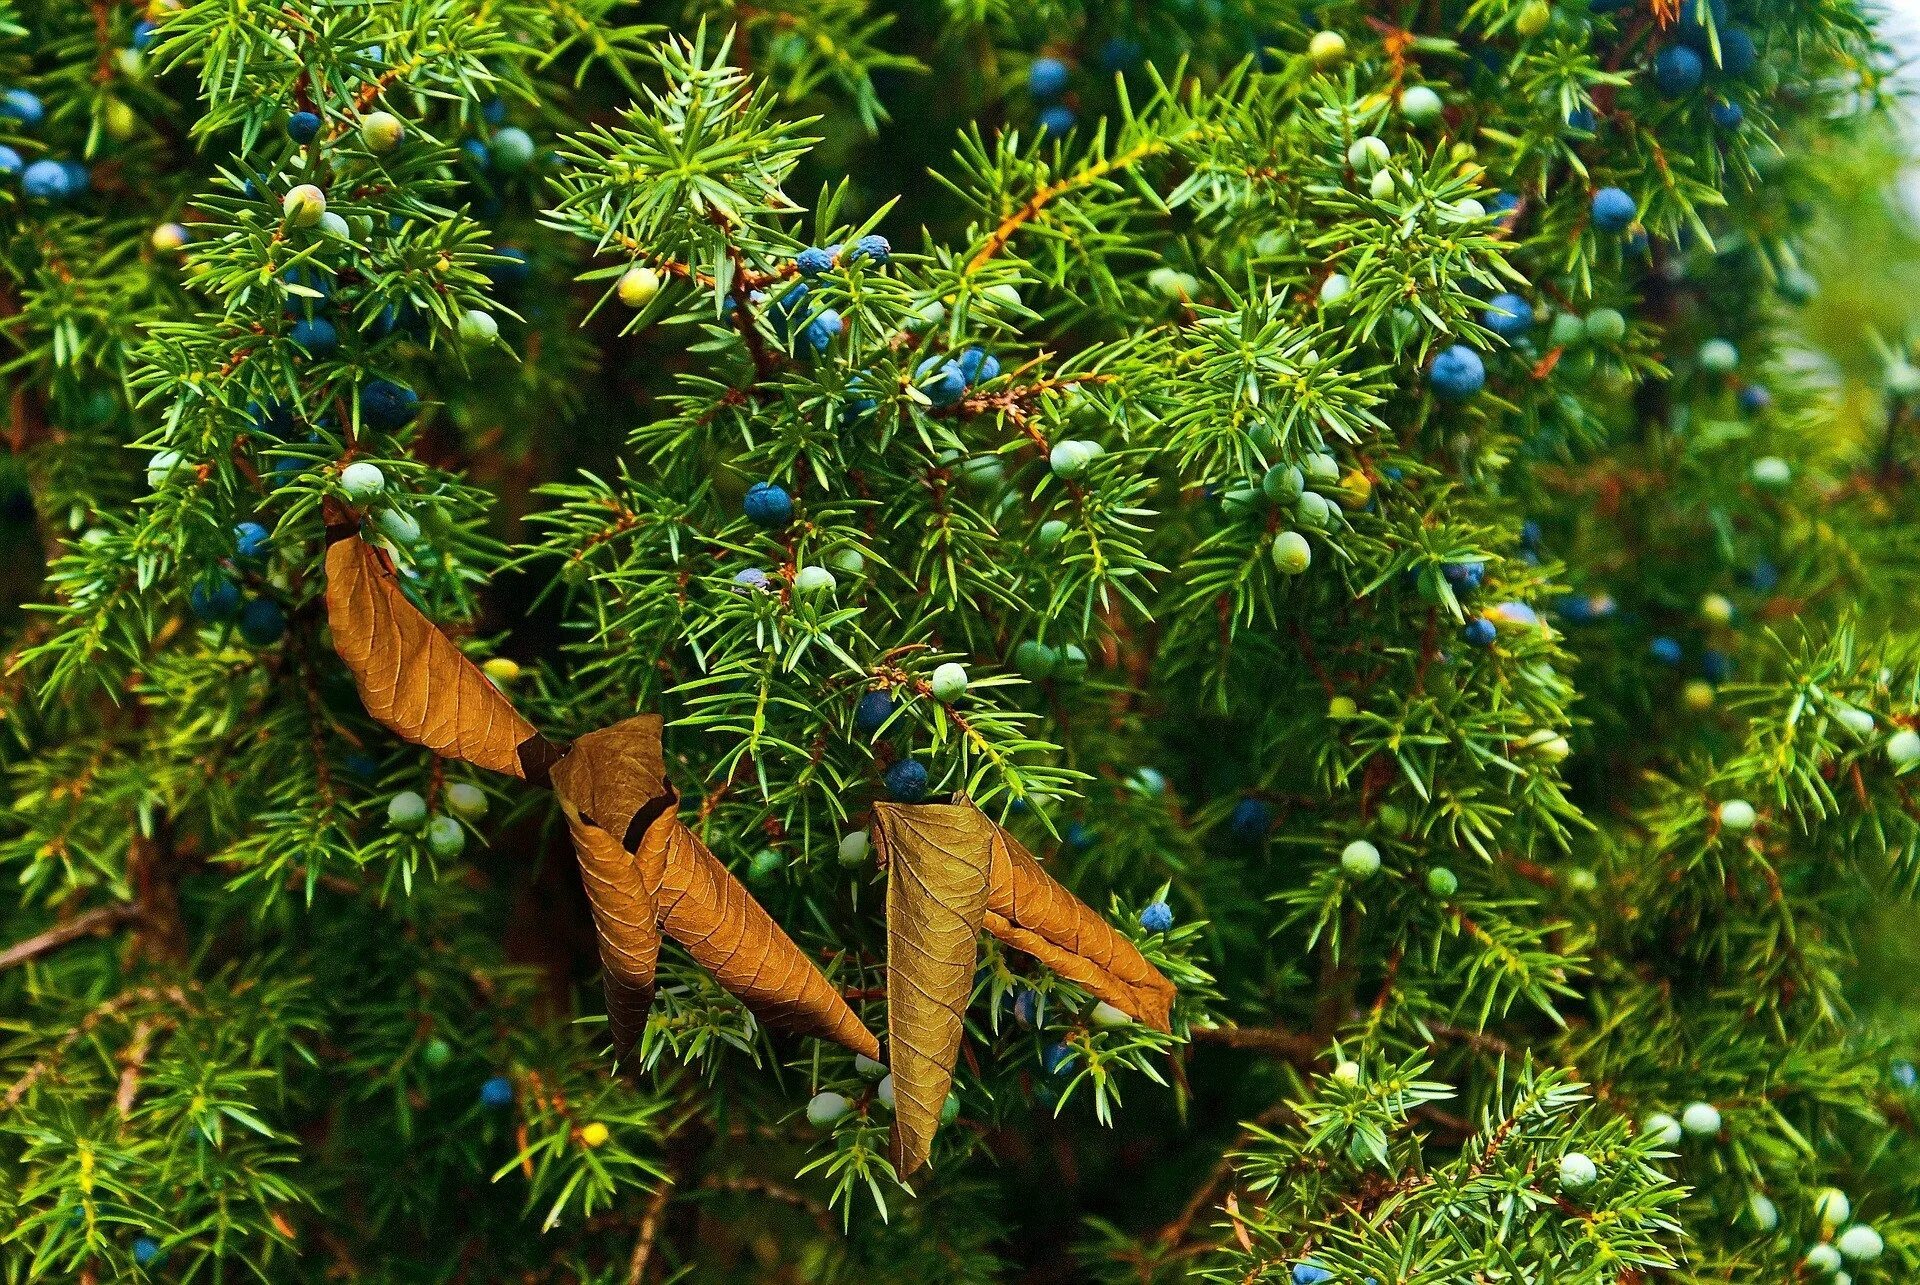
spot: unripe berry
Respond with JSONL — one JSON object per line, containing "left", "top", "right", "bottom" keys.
{"left": 1698, "top": 338, "right": 1739, "bottom": 374}
{"left": 1307, "top": 30, "right": 1347, "bottom": 67}
{"left": 838, "top": 829, "right": 870, "bottom": 867}
{"left": 929, "top": 662, "right": 969, "bottom": 702}
{"left": 340, "top": 461, "right": 386, "bottom": 501}
{"left": 482, "top": 657, "right": 521, "bottom": 684}
{"left": 806, "top": 1091, "right": 852, "bottom": 1127}
{"left": 1346, "top": 135, "right": 1389, "bottom": 175}
{"left": 446, "top": 782, "right": 489, "bottom": 821}
{"left": 359, "top": 110, "right": 404, "bottom": 152}
{"left": 579, "top": 1121, "right": 610, "bottom": 1148}
{"left": 1813, "top": 1187, "right": 1851, "bottom": 1228}
{"left": 1836, "top": 1224, "right": 1882, "bottom": 1261}
{"left": 282, "top": 184, "right": 326, "bottom": 227}
{"left": 1516, "top": 0, "right": 1552, "bottom": 37}
{"left": 1717, "top": 800, "right": 1756, "bottom": 832}
{"left": 1643, "top": 1112, "right": 1683, "bottom": 1146}
{"left": 151, "top": 222, "right": 189, "bottom": 251}
{"left": 793, "top": 565, "right": 837, "bottom": 596}
{"left": 1747, "top": 1192, "right": 1779, "bottom": 1231}
{"left": 1679, "top": 1101, "right": 1722, "bottom": 1136}
{"left": 1886, "top": 728, "right": 1920, "bottom": 767}
{"left": 617, "top": 266, "right": 661, "bottom": 309}
{"left": 1426, "top": 866, "right": 1458, "bottom": 897}
{"left": 1804, "top": 1243, "right": 1843, "bottom": 1275}
{"left": 1090, "top": 1000, "right": 1131, "bottom": 1028}
{"left": 875, "top": 1073, "right": 896, "bottom": 1109}
{"left": 388, "top": 791, "right": 429, "bottom": 830}
{"left": 458, "top": 309, "right": 499, "bottom": 347}
{"left": 426, "top": 814, "right": 466, "bottom": 858}
{"left": 1340, "top": 839, "right": 1381, "bottom": 879}
{"left": 1271, "top": 530, "right": 1312, "bottom": 574}
{"left": 1399, "top": 84, "right": 1443, "bottom": 124}
{"left": 374, "top": 508, "right": 419, "bottom": 546}
{"left": 1557, "top": 1152, "right": 1597, "bottom": 1190}
{"left": 490, "top": 126, "right": 536, "bottom": 171}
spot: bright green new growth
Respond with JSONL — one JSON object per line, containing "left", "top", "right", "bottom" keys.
{"left": 1, "top": 0, "right": 1917, "bottom": 1279}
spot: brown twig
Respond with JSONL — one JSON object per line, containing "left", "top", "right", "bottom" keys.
{"left": 0, "top": 902, "right": 142, "bottom": 973}
{"left": 624, "top": 1177, "right": 676, "bottom": 1284}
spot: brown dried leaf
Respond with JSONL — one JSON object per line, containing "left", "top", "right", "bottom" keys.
{"left": 983, "top": 822, "right": 1176, "bottom": 1033}
{"left": 550, "top": 718, "right": 677, "bottom": 1060}
{"left": 639, "top": 810, "right": 881, "bottom": 1062}
{"left": 324, "top": 535, "right": 557, "bottom": 780}
{"left": 872, "top": 800, "right": 995, "bottom": 1178}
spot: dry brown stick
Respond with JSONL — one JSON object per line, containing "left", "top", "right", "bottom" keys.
{"left": 1188, "top": 1023, "right": 1323, "bottom": 1065}
{"left": 624, "top": 1178, "right": 675, "bottom": 1285}
{"left": 0, "top": 902, "right": 141, "bottom": 973}
{"left": 114, "top": 1019, "right": 155, "bottom": 1120}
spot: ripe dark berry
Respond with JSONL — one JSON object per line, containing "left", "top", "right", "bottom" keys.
{"left": 1428, "top": 344, "right": 1486, "bottom": 400}
{"left": 22, "top": 159, "right": 70, "bottom": 201}
{"left": 234, "top": 521, "right": 270, "bottom": 560}
{"left": 884, "top": 758, "right": 929, "bottom": 801}
{"left": 480, "top": 1075, "right": 514, "bottom": 1107}
{"left": 133, "top": 1236, "right": 160, "bottom": 1266}
{"left": 1653, "top": 45, "right": 1704, "bottom": 97}
{"left": 0, "top": 89, "right": 44, "bottom": 127}
{"left": 1463, "top": 616, "right": 1497, "bottom": 647}
{"left": 1037, "top": 105, "right": 1076, "bottom": 136}
{"left": 846, "top": 234, "right": 890, "bottom": 265}
{"left": 743, "top": 481, "right": 793, "bottom": 527}
{"left": 131, "top": 20, "right": 157, "bottom": 49}
{"left": 286, "top": 110, "right": 321, "bottom": 142}
{"left": 854, "top": 690, "right": 894, "bottom": 736}
{"left": 1711, "top": 100, "right": 1744, "bottom": 129}
{"left": 1650, "top": 636, "right": 1683, "bottom": 664}
{"left": 1483, "top": 293, "right": 1534, "bottom": 338}
{"left": 0, "top": 145, "right": 19, "bottom": 176}
{"left": 956, "top": 347, "right": 1000, "bottom": 384}
{"left": 1139, "top": 901, "right": 1174, "bottom": 933}
{"left": 1738, "top": 383, "right": 1771, "bottom": 413}
{"left": 1591, "top": 187, "right": 1637, "bottom": 232}
{"left": 238, "top": 597, "right": 286, "bottom": 645}
{"left": 486, "top": 247, "right": 533, "bottom": 287}
{"left": 1029, "top": 57, "right": 1069, "bottom": 98}
{"left": 1229, "top": 797, "right": 1273, "bottom": 841}
{"left": 917, "top": 358, "right": 968, "bottom": 408}
{"left": 359, "top": 380, "right": 418, "bottom": 430}
{"left": 1717, "top": 27, "right": 1758, "bottom": 78}
{"left": 794, "top": 245, "right": 836, "bottom": 276}
{"left": 189, "top": 575, "right": 241, "bottom": 621}
{"left": 1442, "top": 559, "right": 1486, "bottom": 591}
{"left": 802, "top": 308, "right": 843, "bottom": 353}
{"left": 290, "top": 317, "right": 338, "bottom": 357}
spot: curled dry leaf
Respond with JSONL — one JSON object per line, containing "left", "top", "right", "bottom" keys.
{"left": 324, "top": 534, "right": 559, "bottom": 781}
{"left": 875, "top": 796, "right": 1179, "bottom": 1177}
{"left": 549, "top": 718, "right": 676, "bottom": 1060}
{"left": 872, "top": 799, "right": 995, "bottom": 1178}
{"left": 984, "top": 824, "right": 1176, "bottom": 1033}
{"left": 554, "top": 717, "right": 879, "bottom": 1063}
{"left": 639, "top": 809, "right": 881, "bottom": 1062}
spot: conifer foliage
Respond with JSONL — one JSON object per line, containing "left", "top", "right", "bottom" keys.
{"left": 1, "top": 0, "right": 1917, "bottom": 1277}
